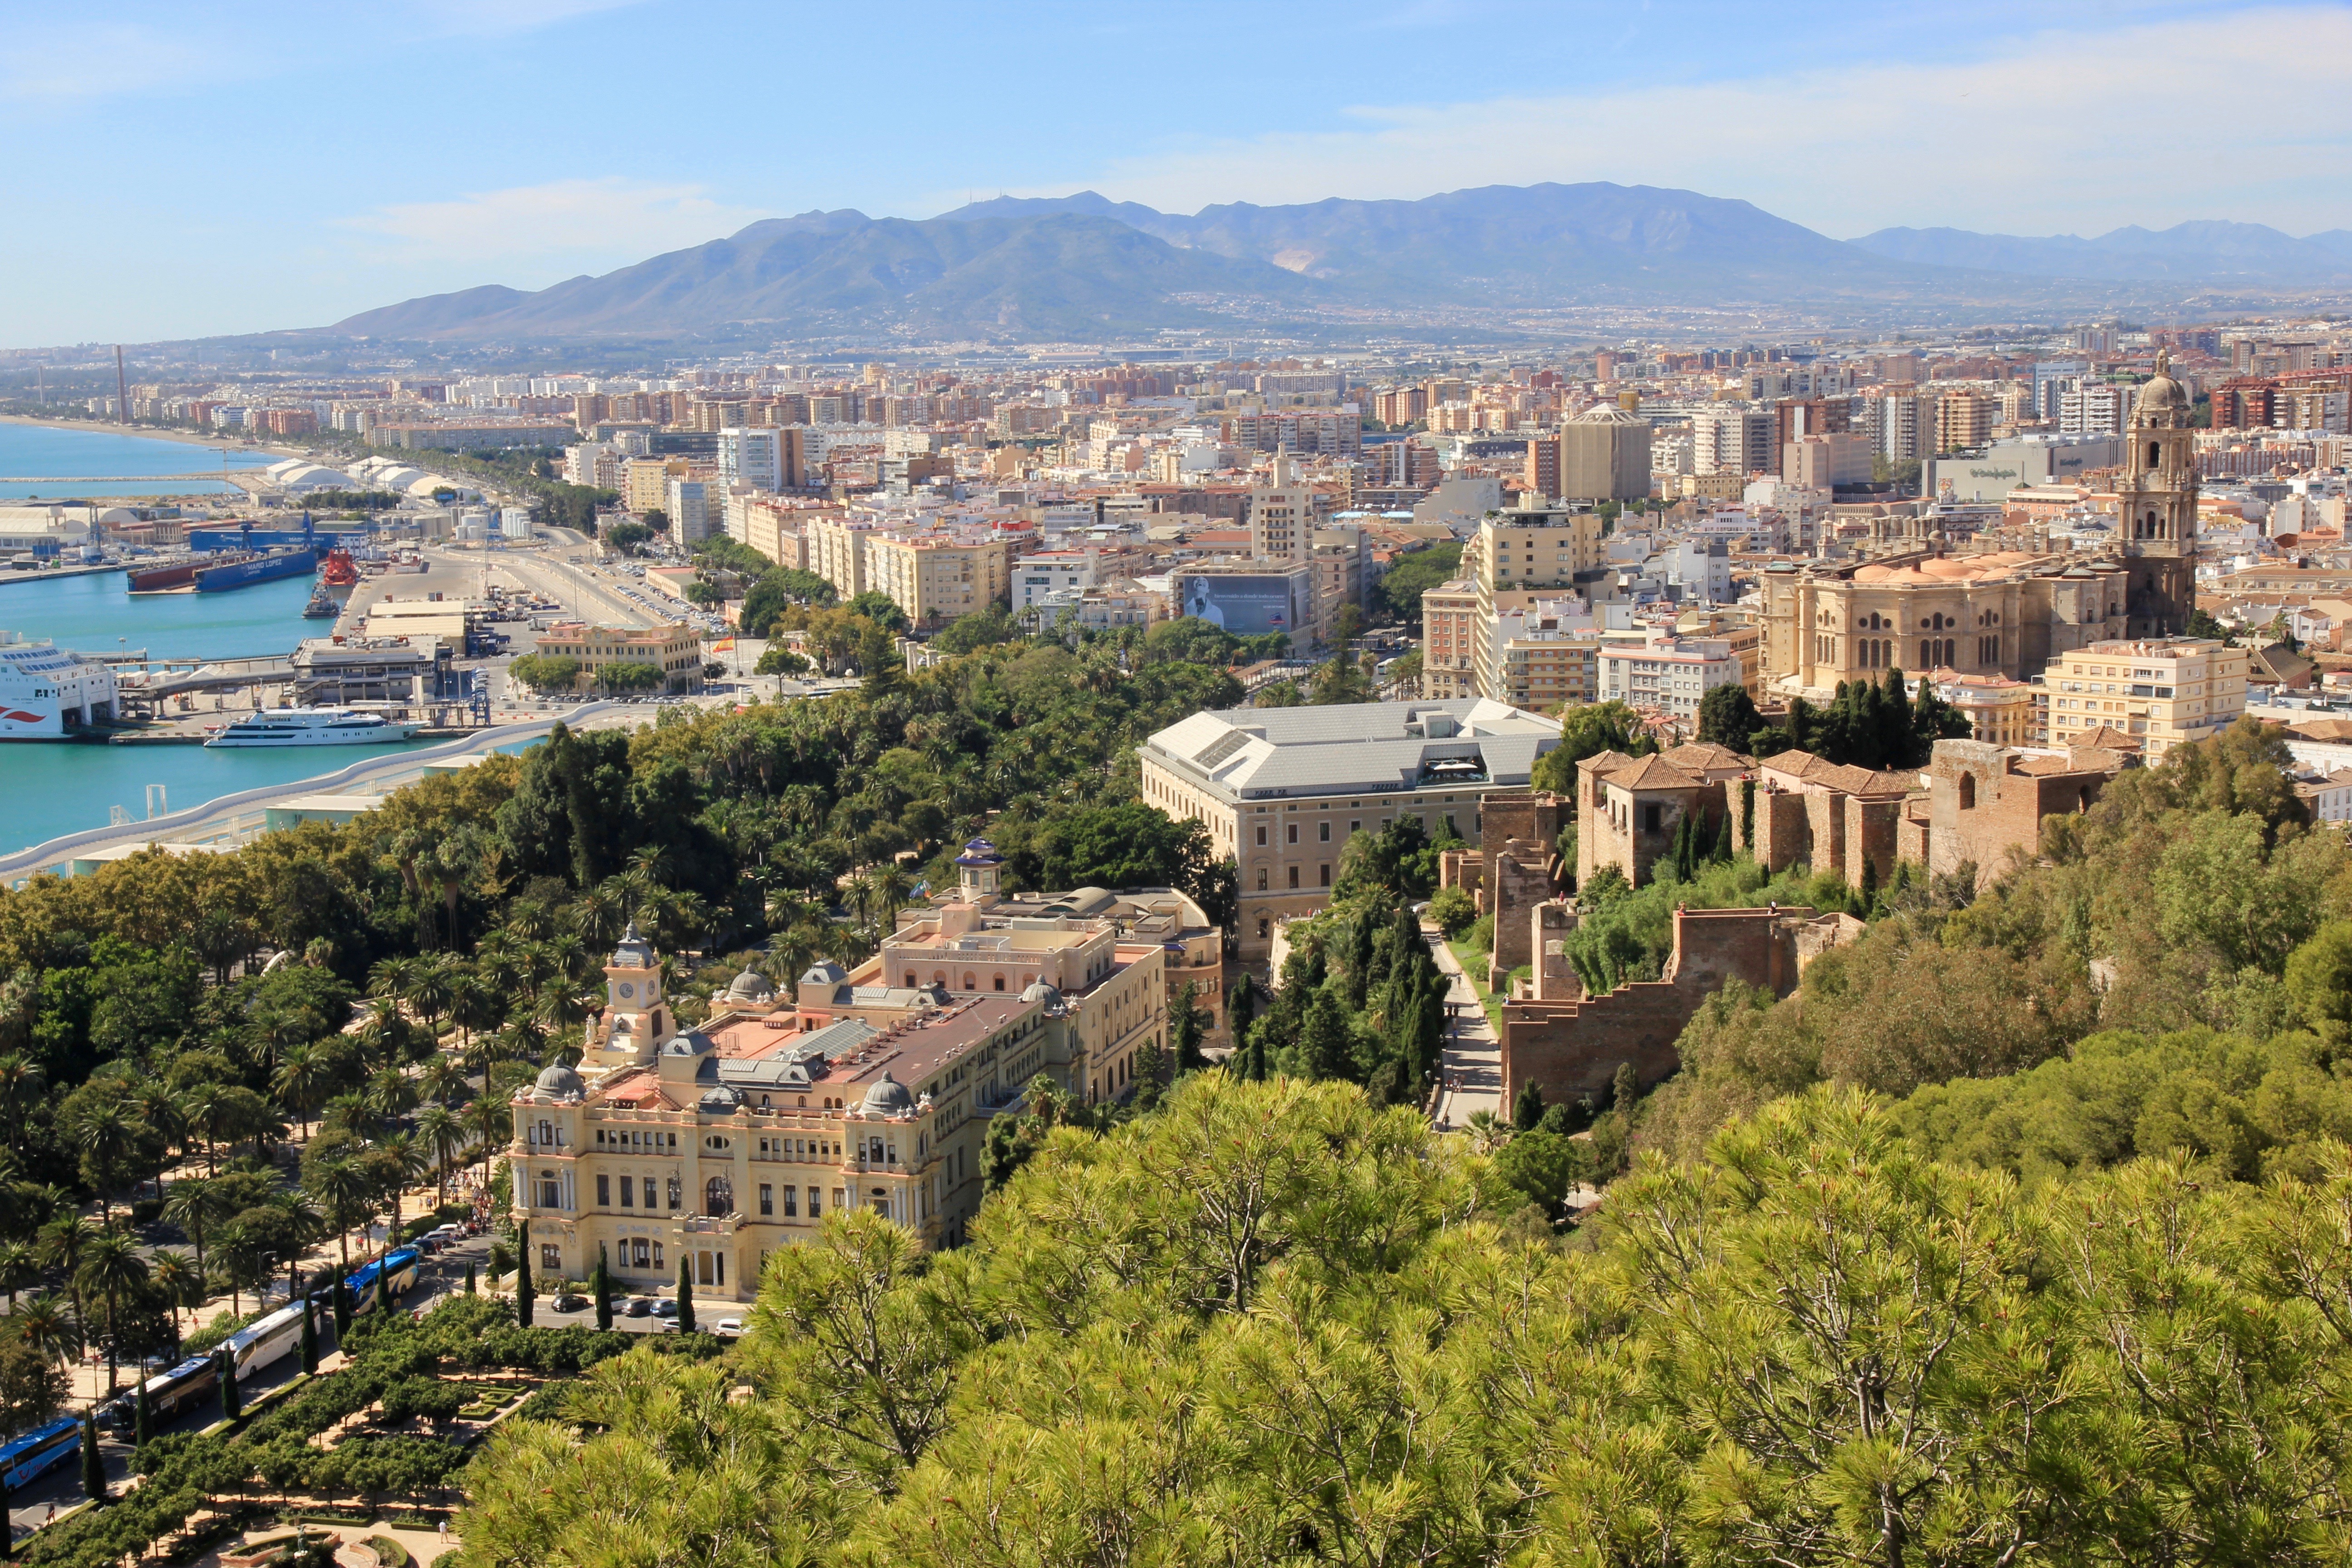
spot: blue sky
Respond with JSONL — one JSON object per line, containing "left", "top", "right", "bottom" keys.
{"left": 5, "top": 0, "right": 2346, "bottom": 346}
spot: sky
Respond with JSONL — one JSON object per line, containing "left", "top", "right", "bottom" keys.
{"left": 5, "top": 0, "right": 2348, "bottom": 347}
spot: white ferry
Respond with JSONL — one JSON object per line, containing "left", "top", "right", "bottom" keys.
{"left": 0, "top": 634, "right": 118, "bottom": 740}
{"left": 204, "top": 707, "right": 422, "bottom": 748}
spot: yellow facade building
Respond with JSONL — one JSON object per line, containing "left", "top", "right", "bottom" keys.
{"left": 2044, "top": 638, "right": 2247, "bottom": 756}
{"left": 533, "top": 621, "right": 705, "bottom": 692}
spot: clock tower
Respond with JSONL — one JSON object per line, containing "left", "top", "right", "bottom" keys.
{"left": 585, "top": 921, "right": 674, "bottom": 1071}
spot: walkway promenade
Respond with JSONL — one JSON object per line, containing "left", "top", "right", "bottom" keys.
{"left": 1424, "top": 924, "right": 1502, "bottom": 1131}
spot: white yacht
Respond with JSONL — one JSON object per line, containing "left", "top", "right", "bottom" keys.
{"left": 204, "top": 708, "right": 422, "bottom": 748}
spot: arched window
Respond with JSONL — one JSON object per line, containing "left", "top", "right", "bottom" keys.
{"left": 962, "top": 971, "right": 977, "bottom": 991}
{"left": 705, "top": 1176, "right": 734, "bottom": 1216}
{"left": 993, "top": 975, "right": 1006, "bottom": 991}
{"left": 1958, "top": 774, "right": 1977, "bottom": 810}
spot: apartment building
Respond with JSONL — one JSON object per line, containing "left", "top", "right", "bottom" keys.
{"left": 1246, "top": 455, "right": 1319, "bottom": 561}
{"left": 1420, "top": 581, "right": 1480, "bottom": 699}
{"left": 625, "top": 457, "right": 686, "bottom": 513}
{"left": 533, "top": 621, "right": 706, "bottom": 693}
{"left": 1496, "top": 624, "right": 1599, "bottom": 712}
{"left": 1013, "top": 549, "right": 1095, "bottom": 613}
{"left": 1470, "top": 504, "right": 1606, "bottom": 702}
{"left": 1933, "top": 671, "right": 2041, "bottom": 748}
{"left": 804, "top": 514, "right": 871, "bottom": 600}
{"left": 867, "top": 535, "right": 1011, "bottom": 628}
{"left": 1596, "top": 636, "right": 1743, "bottom": 720}
{"left": 1138, "top": 698, "right": 1561, "bottom": 957}
{"left": 665, "top": 479, "right": 713, "bottom": 546}
{"left": 2043, "top": 638, "right": 2248, "bottom": 756}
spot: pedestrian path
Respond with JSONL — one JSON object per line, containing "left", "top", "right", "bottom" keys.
{"left": 1422, "top": 925, "right": 1502, "bottom": 1132}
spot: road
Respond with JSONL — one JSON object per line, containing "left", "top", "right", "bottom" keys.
{"left": 1425, "top": 925, "right": 1503, "bottom": 1131}
{"left": 451, "top": 545, "right": 653, "bottom": 630}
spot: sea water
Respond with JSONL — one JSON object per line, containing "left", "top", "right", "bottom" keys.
{"left": 0, "top": 561, "right": 437, "bottom": 857}
{"left": 0, "top": 421, "right": 272, "bottom": 500}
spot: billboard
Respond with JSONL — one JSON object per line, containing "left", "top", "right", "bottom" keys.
{"left": 1180, "top": 573, "right": 1306, "bottom": 641}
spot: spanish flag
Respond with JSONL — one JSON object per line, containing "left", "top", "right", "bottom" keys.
{"left": 710, "top": 637, "right": 736, "bottom": 653}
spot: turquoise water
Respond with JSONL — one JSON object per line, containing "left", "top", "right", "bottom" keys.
{"left": 0, "top": 558, "right": 441, "bottom": 858}
{"left": 0, "top": 421, "right": 272, "bottom": 499}
{"left": 0, "top": 568, "right": 318, "bottom": 661}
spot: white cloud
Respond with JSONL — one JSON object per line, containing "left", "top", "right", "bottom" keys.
{"left": 338, "top": 178, "right": 768, "bottom": 272}
{"left": 1052, "top": 6, "right": 2352, "bottom": 237}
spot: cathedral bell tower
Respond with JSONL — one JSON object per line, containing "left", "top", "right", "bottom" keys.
{"left": 2117, "top": 348, "right": 2198, "bottom": 637}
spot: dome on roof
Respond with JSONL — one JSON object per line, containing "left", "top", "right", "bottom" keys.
{"left": 698, "top": 1083, "right": 744, "bottom": 1112}
{"left": 665, "top": 1029, "right": 714, "bottom": 1058}
{"left": 610, "top": 920, "right": 654, "bottom": 969}
{"left": 726, "top": 968, "right": 774, "bottom": 1001}
{"left": 1020, "top": 980, "right": 1063, "bottom": 1005}
{"left": 2133, "top": 349, "right": 2190, "bottom": 421}
{"left": 800, "top": 960, "right": 846, "bottom": 986}
{"left": 1921, "top": 559, "right": 1980, "bottom": 578}
{"left": 534, "top": 1062, "right": 585, "bottom": 1097}
{"left": 1853, "top": 565, "right": 1894, "bottom": 582}
{"left": 860, "top": 1072, "right": 915, "bottom": 1117}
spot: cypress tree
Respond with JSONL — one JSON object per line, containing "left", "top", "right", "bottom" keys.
{"left": 218, "top": 1349, "right": 240, "bottom": 1421}
{"left": 515, "top": 1223, "right": 535, "bottom": 1328}
{"left": 594, "top": 1249, "right": 613, "bottom": 1332}
{"left": 675, "top": 1255, "right": 696, "bottom": 1335}
{"left": 1512, "top": 1079, "right": 1546, "bottom": 1132}
{"left": 80, "top": 1409, "right": 105, "bottom": 1502}
{"left": 134, "top": 1371, "right": 153, "bottom": 1451}
{"left": 464, "top": 1263, "right": 477, "bottom": 1295}
{"left": 299, "top": 1297, "right": 318, "bottom": 1375}
{"left": 332, "top": 1278, "right": 351, "bottom": 1338}
{"left": 1712, "top": 808, "right": 1733, "bottom": 863}
{"left": 1225, "top": 977, "right": 1256, "bottom": 1055}
{"left": 373, "top": 1260, "right": 390, "bottom": 1319}
{"left": 1741, "top": 776, "right": 1756, "bottom": 848}
{"left": 1861, "top": 854, "right": 1880, "bottom": 914}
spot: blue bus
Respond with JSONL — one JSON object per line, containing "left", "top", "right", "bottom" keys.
{"left": 343, "top": 1246, "right": 421, "bottom": 1316}
{"left": 0, "top": 1415, "right": 84, "bottom": 1492}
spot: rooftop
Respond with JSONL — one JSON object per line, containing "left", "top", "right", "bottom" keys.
{"left": 1143, "top": 697, "right": 1558, "bottom": 799}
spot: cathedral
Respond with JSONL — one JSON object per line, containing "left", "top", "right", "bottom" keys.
{"left": 1762, "top": 353, "right": 2201, "bottom": 698}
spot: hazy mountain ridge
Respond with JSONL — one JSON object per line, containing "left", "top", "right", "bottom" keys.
{"left": 323, "top": 183, "right": 2352, "bottom": 343}
{"left": 1849, "top": 220, "right": 2352, "bottom": 283}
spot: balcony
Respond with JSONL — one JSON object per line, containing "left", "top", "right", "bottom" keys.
{"left": 676, "top": 1213, "right": 739, "bottom": 1237}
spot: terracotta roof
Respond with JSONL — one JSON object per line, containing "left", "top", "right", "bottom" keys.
{"left": 1601, "top": 755, "right": 1704, "bottom": 791}
{"left": 1757, "top": 748, "right": 1833, "bottom": 778}
{"left": 1661, "top": 741, "right": 1751, "bottom": 771}
{"left": 2286, "top": 718, "right": 2352, "bottom": 742}
{"left": 1812, "top": 763, "right": 1916, "bottom": 797}
{"left": 2074, "top": 725, "right": 2143, "bottom": 752}
{"left": 1576, "top": 748, "right": 1638, "bottom": 776}
{"left": 2011, "top": 754, "right": 2082, "bottom": 776}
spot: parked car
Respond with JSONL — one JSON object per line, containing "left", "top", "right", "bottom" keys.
{"left": 551, "top": 1293, "right": 589, "bottom": 1313}
{"left": 623, "top": 1296, "right": 652, "bottom": 1318}
{"left": 651, "top": 1298, "right": 679, "bottom": 1319}
{"left": 713, "top": 1317, "right": 744, "bottom": 1338}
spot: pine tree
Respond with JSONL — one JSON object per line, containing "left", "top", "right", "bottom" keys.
{"left": 1513, "top": 1078, "right": 1546, "bottom": 1132}
{"left": 594, "top": 1249, "right": 613, "bottom": 1332}
{"left": 676, "top": 1254, "right": 696, "bottom": 1335}
{"left": 515, "top": 1222, "right": 535, "bottom": 1328}
{"left": 80, "top": 1409, "right": 105, "bottom": 1502}
{"left": 299, "top": 1297, "right": 318, "bottom": 1375}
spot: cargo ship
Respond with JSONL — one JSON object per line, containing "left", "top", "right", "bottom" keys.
{"left": 195, "top": 546, "right": 320, "bottom": 592}
{"left": 126, "top": 554, "right": 234, "bottom": 594}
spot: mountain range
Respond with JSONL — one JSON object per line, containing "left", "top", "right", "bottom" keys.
{"left": 322, "top": 182, "right": 2352, "bottom": 343}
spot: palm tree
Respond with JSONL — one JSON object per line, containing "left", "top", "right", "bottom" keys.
{"left": 149, "top": 1250, "right": 201, "bottom": 1338}
{"left": 364, "top": 1066, "right": 418, "bottom": 1127}
{"left": 71, "top": 1101, "right": 141, "bottom": 1225}
{"left": 162, "top": 1176, "right": 227, "bottom": 1286}
{"left": 534, "top": 986, "right": 592, "bottom": 1042}
{"left": 306, "top": 1158, "right": 373, "bottom": 1271}
{"left": 409, "top": 955, "right": 459, "bottom": 1043}
{"left": 130, "top": 1083, "right": 187, "bottom": 1200}
{"left": 468, "top": 1093, "right": 510, "bottom": 1196}
{"left": 0, "top": 1054, "right": 45, "bottom": 1159}
{"left": 505, "top": 901, "right": 557, "bottom": 944}
{"left": 12, "top": 1295, "right": 72, "bottom": 1366}
{"left": 273, "top": 1044, "right": 329, "bottom": 1139}
{"left": 368, "top": 956, "right": 419, "bottom": 1024}
{"left": 270, "top": 1193, "right": 325, "bottom": 1301}
{"left": 38, "top": 1214, "right": 97, "bottom": 1356}
{"left": 77, "top": 1230, "right": 148, "bottom": 1393}
{"left": 0, "top": 1240, "right": 36, "bottom": 1309}
{"left": 372, "top": 1131, "right": 431, "bottom": 1258}
{"left": 417, "top": 1054, "right": 470, "bottom": 1112}
{"left": 416, "top": 1105, "right": 466, "bottom": 1210}
{"left": 447, "top": 973, "right": 502, "bottom": 1059}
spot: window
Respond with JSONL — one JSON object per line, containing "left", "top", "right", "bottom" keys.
{"left": 1320, "top": 864, "right": 1332, "bottom": 887}
{"left": 1257, "top": 868, "right": 1268, "bottom": 891}
{"left": 808, "top": 1186, "right": 822, "bottom": 1218}
{"left": 1958, "top": 774, "right": 1977, "bottom": 810}
{"left": 1258, "top": 917, "right": 1271, "bottom": 940}
{"left": 784, "top": 1186, "right": 799, "bottom": 1217}
{"left": 1286, "top": 823, "right": 1298, "bottom": 844}
{"left": 540, "top": 1244, "right": 561, "bottom": 1270}
{"left": 759, "top": 1183, "right": 774, "bottom": 1216}
{"left": 1642, "top": 804, "right": 1661, "bottom": 833}
{"left": 1288, "top": 866, "right": 1300, "bottom": 889}
{"left": 1255, "top": 825, "right": 1267, "bottom": 846}
{"left": 1318, "top": 822, "right": 1330, "bottom": 843}
{"left": 619, "top": 1175, "right": 632, "bottom": 1207}
{"left": 538, "top": 1171, "right": 559, "bottom": 1208}
{"left": 595, "top": 1174, "right": 609, "bottom": 1206}
{"left": 666, "top": 1177, "right": 682, "bottom": 1211}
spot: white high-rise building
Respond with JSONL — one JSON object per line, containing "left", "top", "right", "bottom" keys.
{"left": 665, "top": 479, "right": 712, "bottom": 546}
{"left": 718, "top": 428, "right": 783, "bottom": 491}
{"left": 2059, "top": 384, "right": 2126, "bottom": 436}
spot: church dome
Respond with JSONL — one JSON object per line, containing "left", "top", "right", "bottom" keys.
{"left": 859, "top": 1072, "right": 915, "bottom": 1117}
{"left": 534, "top": 1062, "right": 586, "bottom": 1098}
{"left": 2133, "top": 350, "right": 2190, "bottom": 421}
{"left": 726, "top": 968, "right": 775, "bottom": 1002}
{"left": 1020, "top": 980, "right": 1063, "bottom": 1005}
{"left": 698, "top": 1083, "right": 744, "bottom": 1112}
